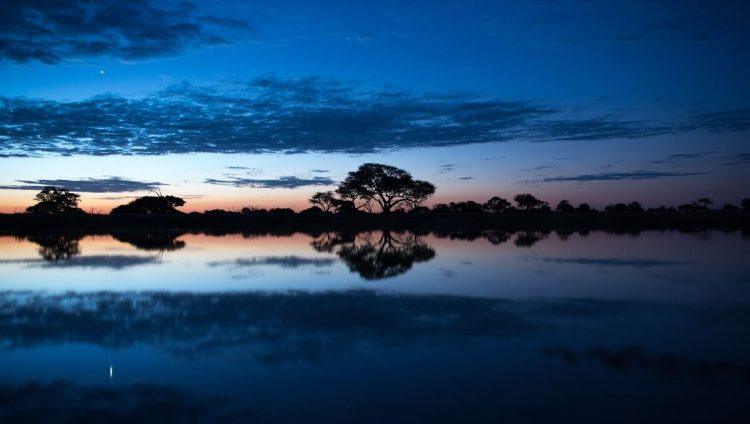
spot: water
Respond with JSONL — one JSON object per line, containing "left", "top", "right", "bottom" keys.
{"left": 1, "top": 230, "right": 749, "bottom": 422}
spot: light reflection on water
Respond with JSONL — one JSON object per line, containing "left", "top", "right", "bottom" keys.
{"left": 0, "top": 230, "right": 749, "bottom": 422}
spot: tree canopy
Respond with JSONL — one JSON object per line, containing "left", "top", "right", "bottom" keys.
{"left": 335, "top": 163, "right": 435, "bottom": 213}
{"left": 26, "top": 187, "right": 84, "bottom": 215}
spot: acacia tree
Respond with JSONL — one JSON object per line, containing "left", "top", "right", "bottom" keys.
{"left": 309, "top": 191, "right": 337, "bottom": 212}
{"left": 336, "top": 163, "right": 435, "bottom": 213}
{"left": 26, "top": 187, "right": 84, "bottom": 215}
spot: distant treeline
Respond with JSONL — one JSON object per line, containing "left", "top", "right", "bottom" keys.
{"left": 12, "top": 163, "right": 750, "bottom": 218}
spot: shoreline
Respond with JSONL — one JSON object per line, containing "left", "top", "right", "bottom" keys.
{"left": 2, "top": 210, "right": 749, "bottom": 234}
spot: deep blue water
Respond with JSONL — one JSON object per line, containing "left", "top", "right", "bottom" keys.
{"left": 1, "top": 230, "right": 749, "bottom": 422}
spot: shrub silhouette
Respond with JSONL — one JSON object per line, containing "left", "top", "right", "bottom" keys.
{"left": 25, "top": 187, "right": 84, "bottom": 215}
{"left": 605, "top": 202, "right": 643, "bottom": 212}
{"left": 111, "top": 195, "right": 185, "bottom": 214}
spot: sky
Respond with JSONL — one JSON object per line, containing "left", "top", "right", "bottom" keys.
{"left": 0, "top": 0, "right": 749, "bottom": 213}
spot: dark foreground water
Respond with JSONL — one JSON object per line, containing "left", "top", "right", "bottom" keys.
{"left": 1, "top": 230, "right": 749, "bottom": 422}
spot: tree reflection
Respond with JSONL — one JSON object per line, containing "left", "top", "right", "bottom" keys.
{"left": 111, "top": 231, "right": 187, "bottom": 252}
{"left": 513, "top": 230, "right": 550, "bottom": 248}
{"left": 23, "top": 233, "right": 84, "bottom": 261}
{"left": 311, "top": 231, "right": 436, "bottom": 280}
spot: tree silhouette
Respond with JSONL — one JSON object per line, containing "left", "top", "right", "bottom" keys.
{"left": 513, "top": 193, "right": 548, "bottom": 211}
{"left": 742, "top": 198, "right": 750, "bottom": 210}
{"left": 311, "top": 231, "right": 435, "bottom": 279}
{"left": 555, "top": 200, "right": 575, "bottom": 212}
{"left": 309, "top": 191, "right": 337, "bottom": 212}
{"left": 483, "top": 196, "right": 511, "bottom": 213}
{"left": 336, "top": 163, "right": 435, "bottom": 213}
{"left": 111, "top": 195, "right": 185, "bottom": 214}
{"left": 25, "top": 187, "right": 84, "bottom": 215}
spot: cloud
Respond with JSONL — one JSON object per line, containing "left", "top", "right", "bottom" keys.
{"left": 680, "top": 109, "right": 750, "bottom": 133}
{"left": 0, "top": 177, "right": 164, "bottom": 192}
{"left": 0, "top": 255, "right": 159, "bottom": 269}
{"left": 209, "top": 256, "right": 336, "bottom": 268}
{"left": 650, "top": 151, "right": 714, "bottom": 164}
{"left": 524, "top": 170, "right": 703, "bottom": 184}
{"left": 522, "top": 164, "right": 555, "bottom": 171}
{"left": 723, "top": 152, "right": 750, "bottom": 166}
{"left": 0, "top": 0, "right": 251, "bottom": 64}
{"left": 311, "top": 169, "right": 330, "bottom": 173}
{"left": 539, "top": 257, "right": 695, "bottom": 268}
{"left": 458, "top": 176, "right": 473, "bottom": 180}
{"left": 204, "top": 175, "right": 335, "bottom": 189}
{"left": 0, "top": 77, "right": 687, "bottom": 157}
{"left": 437, "top": 164, "right": 457, "bottom": 174}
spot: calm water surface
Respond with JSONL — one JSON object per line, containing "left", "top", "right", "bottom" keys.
{"left": 1, "top": 230, "right": 749, "bottom": 422}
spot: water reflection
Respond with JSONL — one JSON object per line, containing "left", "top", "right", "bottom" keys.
{"left": 110, "top": 231, "right": 186, "bottom": 252}
{"left": 22, "top": 233, "right": 83, "bottom": 261}
{"left": 0, "top": 290, "right": 535, "bottom": 361}
{"left": 311, "top": 231, "right": 435, "bottom": 280}
{"left": 1, "top": 230, "right": 749, "bottom": 421}
{"left": 0, "top": 381, "right": 249, "bottom": 422}
{"left": 543, "top": 346, "right": 750, "bottom": 386}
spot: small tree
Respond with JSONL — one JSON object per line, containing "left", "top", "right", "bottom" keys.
{"left": 336, "top": 163, "right": 435, "bottom": 213}
{"left": 555, "top": 200, "right": 575, "bottom": 212}
{"left": 26, "top": 187, "right": 84, "bottom": 215}
{"left": 742, "top": 198, "right": 750, "bottom": 209}
{"left": 309, "top": 191, "right": 337, "bottom": 212}
{"left": 513, "top": 193, "right": 548, "bottom": 211}
{"left": 483, "top": 196, "right": 511, "bottom": 213}
{"left": 576, "top": 203, "right": 592, "bottom": 212}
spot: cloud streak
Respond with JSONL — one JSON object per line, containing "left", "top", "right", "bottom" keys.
{"left": 204, "top": 175, "right": 335, "bottom": 189}
{"left": 0, "top": 77, "right": 746, "bottom": 158}
{"left": 650, "top": 151, "right": 714, "bottom": 164}
{"left": 0, "top": 177, "right": 164, "bottom": 192}
{"left": 0, "top": 0, "right": 251, "bottom": 64}
{"left": 0, "top": 77, "right": 683, "bottom": 157}
{"left": 523, "top": 170, "right": 703, "bottom": 184}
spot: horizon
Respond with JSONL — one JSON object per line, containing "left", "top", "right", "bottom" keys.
{"left": 1, "top": 0, "right": 749, "bottom": 213}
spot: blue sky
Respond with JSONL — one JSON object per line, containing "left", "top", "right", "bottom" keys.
{"left": 0, "top": 0, "right": 748, "bottom": 212}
